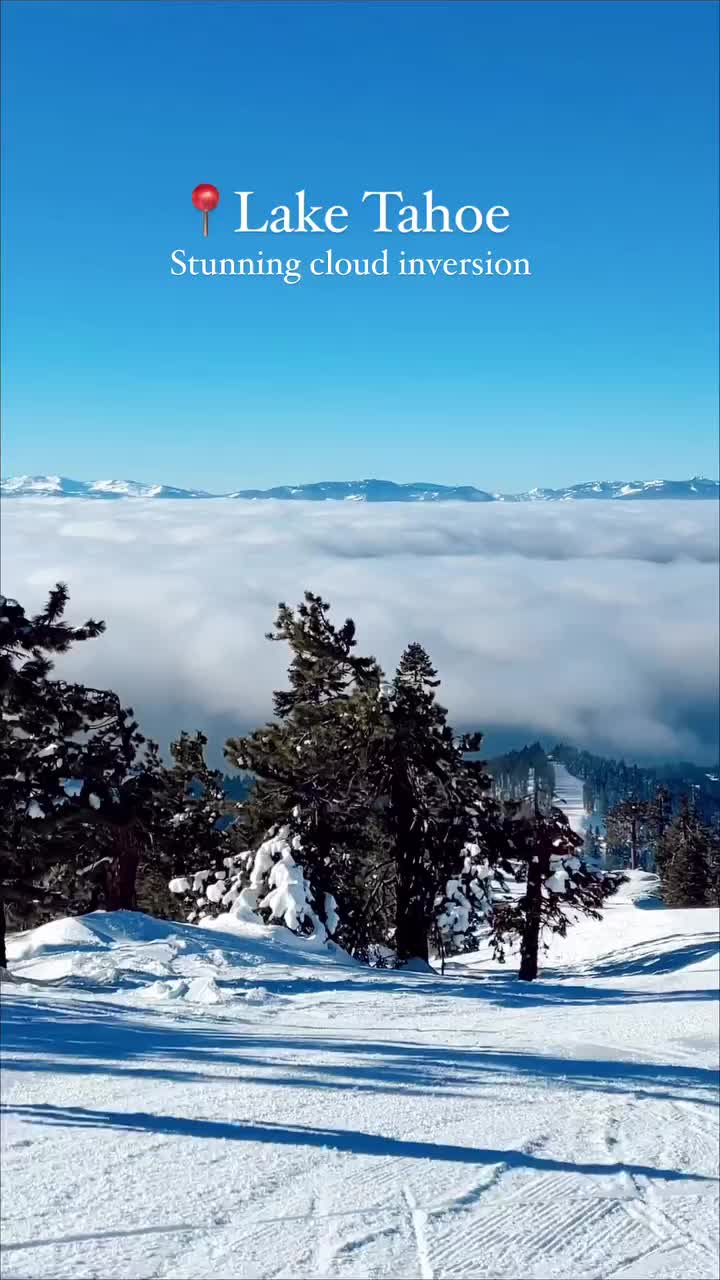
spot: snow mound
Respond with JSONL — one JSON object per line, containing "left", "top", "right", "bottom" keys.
{"left": 3, "top": 908, "right": 355, "bottom": 1005}
{"left": 398, "top": 957, "right": 436, "bottom": 974}
{"left": 7, "top": 915, "right": 108, "bottom": 961}
{"left": 244, "top": 984, "right": 273, "bottom": 1003}
{"left": 612, "top": 868, "right": 664, "bottom": 905}
{"left": 186, "top": 974, "right": 227, "bottom": 1004}
{"left": 136, "top": 978, "right": 190, "bottom": 1002}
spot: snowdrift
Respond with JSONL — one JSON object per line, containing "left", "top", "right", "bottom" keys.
{"left": 4, "top": 908, "right": 358, "bottom": 1008}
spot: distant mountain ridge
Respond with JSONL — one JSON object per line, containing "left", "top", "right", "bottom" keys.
{"left": 2, "top": 474, "right": 718, "bottom": 502}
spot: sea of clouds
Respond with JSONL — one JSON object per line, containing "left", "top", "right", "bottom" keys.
{"left": 3, "top": 499, "right": 718, "bottom": 763}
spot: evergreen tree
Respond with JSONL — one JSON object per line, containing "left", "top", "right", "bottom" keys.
{"left": 1, "top": 586, "right": 104, "bottom": 946}
{"left": 653, "top": 784, "right": 674, "bottom": 838}
{"left": 657, "top": 800, "right": 718, "bottom": 907}
{"left": 224, "top": 592, "right": 386, "bottom": 952}
{"left": 140, "top": 730, "right": 236, "bottom": 919}
{"left": 43, "top": 714, "right": 164, "bottom": 916}
{"left": 487, "top": 744, "right": 555, "bottom": 806}
{"left": 708, "top": 828, "right": 720, "bottom": 907}
{"left": 153, "top": 731, "right": 234, "bottom": 874}
{"left": 431, "top": 836, "right": 508, "bottom": 967}
{"left": 217, "top": 599, "right": 511, "bottom": 963}
{"left": 0, "top": 586, "right": 162, "bottom": 963}
{"left": 583, "top": 824, "right": 605, "bottom": 866}
{"left": 169, "top": 825, "right": 335, "bottom": 938}
{"left": 606, "top": 797, "right": 656, "bottom": 870}
{"left": 489, "top": 801, "right": 621, "bottom": 980}
{"left": 375, "top": 643, "right": 507, "bottom": 963}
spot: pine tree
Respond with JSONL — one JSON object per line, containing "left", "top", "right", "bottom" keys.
{"left": 606, "top": 797, "right": 656, "bottom": 870}
{"left": 153, "top": 731, "right": 234, "bottom": 873}
{"left": 63, "top": 704, "right": 163, "bottom": 912}
{"left": 218, "top": 599, "right": 510, "bottom": 963}
{"left": 583, "top": 824, "right": 605, "bottom": 867}
{"left": 489, "top": 802, "right": 621, "bottom": 981}
{"left": 169, "top": 825, "right": 335, "bottom": 938}
{"left": 653, "top": 784, "right": 674, "bottom": 838}
{"left": 0, "top": 586, "right": 162, "bottom": 962}
{"left": 432, "top": 840, "right": 506, "bottom": 968}
{"left": 1, "top": 587, "right": 109, "bottom": 960}
{"left": 224, "top": 592, "right": 386, "bottom": 952}
{"left": 708, "top": 829, "right": 720, "bottom": 907}
{"left": 138, "top": 730, "right": 237, "bottom": 919}
{"left": 657, "top": 800, "right": 717, "bottom": 907}
{"left": 375, "top": 643, "right": 506, "bottom": 964}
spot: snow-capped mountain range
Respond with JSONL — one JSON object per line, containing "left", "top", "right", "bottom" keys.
{"left": 1, "top": 474, "right": 718, "bottom": 502}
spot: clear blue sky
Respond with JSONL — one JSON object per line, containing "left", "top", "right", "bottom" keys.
{"left": 2, "top": 0, "right": 717, "bottom": 491}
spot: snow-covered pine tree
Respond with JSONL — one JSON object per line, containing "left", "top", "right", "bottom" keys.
{"left": 59, "top": 703, "right": 165, "bottom": 912}
{"left": 582, "top": 824, "right": 605, "bottom": 867}
{"left": 656, "top": 799, "right": 719, "bottom": 907}
{"left": 0, "top": 586, "right": 164, "bottom": 960}
{"left": 155, "top": 731, "right": 234, "bottom": 870}
{"left": 130, "top": 730, "right": 238, "bottom": 919}
{"left": 1, "top": 588, "right": 100, "bottom": 958}
{"left": 167, "top": 601, "right": 520, "bottom": 964}
{"left": 488, "top": 802, "right": 622, "bottom": 980}
{"left": 375, "top": 642, "right": 508, "bottom": 964}
{"left": 432, "top": 840, "right": 506, "bottom": 968}
{"left": 224, "top": 592, "right": 386, "bottom": 952}
{"left": 169, "top": 824, "right": 338, "bottom": 940}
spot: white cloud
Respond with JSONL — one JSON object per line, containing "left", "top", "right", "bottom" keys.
{"left": 2, "top": 499, "right": 718, "bottom": 762}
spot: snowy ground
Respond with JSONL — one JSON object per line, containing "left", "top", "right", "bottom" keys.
{"left": 1, "top": 876, "right": 718, "bottom": 1280}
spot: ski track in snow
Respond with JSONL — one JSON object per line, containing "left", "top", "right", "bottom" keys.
{"left": 403, "top": 1186, "right": 433, "bottom": 1280}
{"left": 1, "top": 876, "right": 718, "bottom": 1280}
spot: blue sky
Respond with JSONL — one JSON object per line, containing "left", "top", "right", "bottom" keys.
{"left": 2, "top": 0, "right": 717, "bottom": 492}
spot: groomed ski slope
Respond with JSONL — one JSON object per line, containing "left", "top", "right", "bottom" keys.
{"left": 552, "top": 761, "right": 589, "bottom": 836}
{"left": 1, "top": 874, "right": 718, "bottom": 1280}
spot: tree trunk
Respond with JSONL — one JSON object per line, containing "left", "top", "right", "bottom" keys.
{"left": 104, "top": 826, "right": 140, "bottom": 911}
{"left": 395, "top": 897, "right": 429, "bottom": 963}
{"left": 519, "top": 856, "right": 543, "bottom": 981}
{"left": 395, "top": 851, "right": 429, "bottom": 963}
{"left": 630, "top": 818, "right": 638, "bottom": 871}
{"left": 392, "top": 777, "right": 431, "bottom": 963}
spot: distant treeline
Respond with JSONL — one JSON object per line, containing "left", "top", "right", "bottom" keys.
{"left": 551, "top": 744, "right": 720, "bottom": 826}
{"left": 486, "top": 743, "right": 555, "bottom": 804}
{"left": 222, "top": 774, "right": 254, "bottom": 803}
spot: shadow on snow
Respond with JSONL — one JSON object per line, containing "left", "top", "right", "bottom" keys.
{"left": 1, "top": 993, "right": 718, "bottom": 1109}
{"left": 2, "top": 1102, "right": 717, "bottom": 1189}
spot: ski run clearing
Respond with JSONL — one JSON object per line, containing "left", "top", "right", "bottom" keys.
{"left": 1, "top": 874, "right": 718, "bottom": 1280}
{"left": 552, "top": 762, "right": 589, "bottom": 837}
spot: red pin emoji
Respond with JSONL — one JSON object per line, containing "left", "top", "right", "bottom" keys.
{"left": 192, "top": 183, "right": 220, "bottom": 236}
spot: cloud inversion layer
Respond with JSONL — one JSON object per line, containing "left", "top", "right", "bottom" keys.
{"left": 3, "top": 499, "right": 718, "bottom": 762}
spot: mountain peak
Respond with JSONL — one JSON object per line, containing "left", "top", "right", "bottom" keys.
{"left": 1, "top": 475, "right": 717, "bottom": 503}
